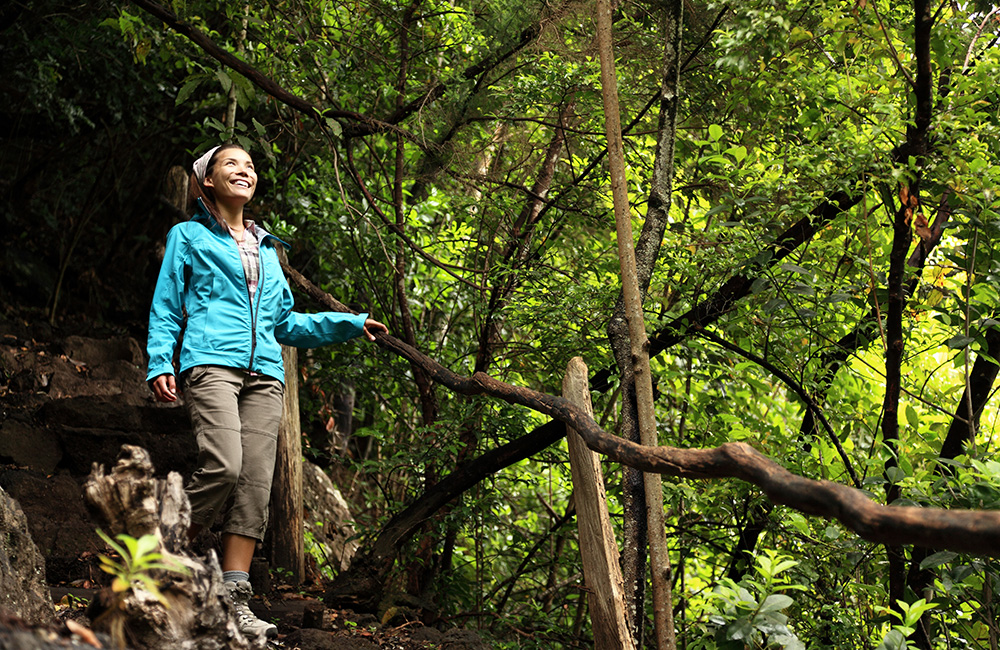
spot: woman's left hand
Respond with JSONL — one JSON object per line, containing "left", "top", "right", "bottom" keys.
{"left": 363, "top": 318, "right": 389, "bottom": 342}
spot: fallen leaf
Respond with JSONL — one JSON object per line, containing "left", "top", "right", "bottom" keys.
{"left": 66, "top": 619, "right": 102, "bottom": 648}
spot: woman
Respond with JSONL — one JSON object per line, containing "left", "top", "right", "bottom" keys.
{"left": 146, "top": 143, "right": 387, "bottom": 638}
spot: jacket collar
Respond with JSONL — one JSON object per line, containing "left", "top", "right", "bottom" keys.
{"left": 193, "top": 198, "right": 290, "bottom": 249}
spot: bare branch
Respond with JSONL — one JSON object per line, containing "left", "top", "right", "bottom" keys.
{"left": 284, "top": 262, "right": 1000, "bottom": 558}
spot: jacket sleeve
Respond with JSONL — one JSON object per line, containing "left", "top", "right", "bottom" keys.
{"left": 273, "top": 277, "right": 368, "bottom": 348}
{"left": 146, "top": 225, "right": 189, "bottom": 381}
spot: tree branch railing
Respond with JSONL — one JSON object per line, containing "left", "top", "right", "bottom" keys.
{"left": 282, "top": 260, "right": 1000, "bottom": 558}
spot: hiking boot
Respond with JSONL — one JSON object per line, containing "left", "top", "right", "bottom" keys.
{"left": 224, "top": 580, "right": 278, "bottom": 638}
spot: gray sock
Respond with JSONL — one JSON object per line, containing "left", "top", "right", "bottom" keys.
{"left": 223, "top": 570, "right": 250, "bottom": 584}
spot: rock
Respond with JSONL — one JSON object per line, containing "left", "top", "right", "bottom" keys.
{"left": 283, "top": 628, "right": 378, "bottom": 649}
{"left": 61, "top": 335, "right": 144, "bottom": 367}
{"left": 0, "top": 627, "right": 118, "bottom": 650}
{"left": 0, "top": 335, "right": 150, "bottom": 403}
{"left": 409, "top": 625, "right": 444, "bottom": 645}
{"left": 441, "top": 628, "right": 490, "bottom": 650}
{"left": 0, "top": 612, "right": 118, "bottom": 650}
{"left": 47, "top": 336, "right": 148, "bottom": 403}
{"left": 0, "top": 469, "right": 96, "bottom": 582}
{"left": 39, "top": 396, "right": 195, "bottom": 476}
{"left": 0, "top": 485, "right": 55, "bottom": 626}
{"left": 0, "top": 417, "right": 62, "bottom": 473}
{"left": 303, "top": 462, "right": 359, "bottom": 573}
{"left": 0, "top": 314, "right": 31, "bottom": 340}
{"left": 380, "top": 604, "right": 420, "bottom": 628}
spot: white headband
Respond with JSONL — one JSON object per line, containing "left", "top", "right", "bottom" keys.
{"left": 192, "top": 145, "right": 221, "bottom": 183}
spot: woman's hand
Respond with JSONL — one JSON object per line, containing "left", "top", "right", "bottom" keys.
{"left": 362, "top": 318, "right": 389, "bottom": 342}
{"left": 151, "top": 374, "right": 179, "bottom": 402}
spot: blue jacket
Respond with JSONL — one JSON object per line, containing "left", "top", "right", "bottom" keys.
{"left": 146, "top": 201, "right": 367, "bottom": 383}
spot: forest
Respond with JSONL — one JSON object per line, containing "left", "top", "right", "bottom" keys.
{"left": 3, "top": 0, "right": 1000, "bottom": 647}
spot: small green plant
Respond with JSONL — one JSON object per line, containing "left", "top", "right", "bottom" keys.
{"left": 272, "top": 565, "right": 294, "bottom": 582}
{"left": 703, "top": 550, "right": 807, "bottom": 649}
{"left": 56, "top": 592, "right": 91, "bottom": 609}
{"left": 97, "top": 530, "right": 187, "bottom": 606}
{"left": 876, "top": 599, "right": 938, "bottom": 650}
{"left": 304, "top": 521, "right": 337, "bottom": 580}
{"left": 94, "top": 530, "right": 189, "bottom": 648}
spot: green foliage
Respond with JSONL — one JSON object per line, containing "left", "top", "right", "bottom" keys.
{"left": 8, "top": 0, "right": 1000, "bottom": 646}
{"left": 877, "top": 598, "right": 938, "bottom": 650}
{"left": 700, "top": 551, "right": 806, "bottom": 650}
{"left": 96, "top": 530, "right": 189, "bottom": 607}
{"left": 94, "top": 530, "right": 189, "bottom": 648}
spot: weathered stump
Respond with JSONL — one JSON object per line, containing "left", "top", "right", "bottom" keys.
{"left": 83, "top": 444, "right": 257, "bottom": 649}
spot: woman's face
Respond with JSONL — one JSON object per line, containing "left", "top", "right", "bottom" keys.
{"left": 204, "top": 148, "right": 257, "bottom": 206}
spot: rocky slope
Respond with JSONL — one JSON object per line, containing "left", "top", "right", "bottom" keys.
{"left": 0, "top": 319, "right": 489, "bottom": 649}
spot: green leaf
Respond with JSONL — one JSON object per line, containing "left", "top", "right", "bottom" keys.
{"left": 215, "top": 68, "right": 233, "bottom": 93}
{"left": 135, "top": 534, "right": 159, "bottom": 559}
{"left": 878, "top": 629, "right": 907, "bottom": 650}
{"left": 947, "top": 335, "right": 974, "bottom": 349}
{"left": 785, "top": 511, "right": 810, "bottom": 536}
{"left": 758, "top": 594, "right": 794, "bottom": 613}
{"left": 725, "top": 145, "right": 747, "bottom": 163}
{"left": 724, "top": 616, "right": 754, "bottom": 641}
{"left": 252, "top": 117, "right": 267, "bottom": 138}
{"left": 324, "top": 117, "right": 342, "bottom": 137}
{"left": 97, "top": 529, "right": 127, "bottom": 559}
{"left": 901, "top": 598, "right": 938, "bottom": 627}
{"left": 121, "top": 534, "right": 140, "bottom": 564}
{"left": 708, "top": 123, "right": 724, "bottom": 141}
{"left": 175, "top": 77, "right": 201, "bottom": 106}
{"left": 886, "top": 466, "right": 907, "bottom": 483}
{"left": 780, "top": 263, "right": 810, "bottom": 275}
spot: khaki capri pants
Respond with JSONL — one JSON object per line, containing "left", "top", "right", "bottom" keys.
{"left": 184, "top": 365, "right": 284, "bottom": 541}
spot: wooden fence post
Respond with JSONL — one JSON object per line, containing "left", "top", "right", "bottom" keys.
{"left": 270, "top": 248, "right": 305, "bottom": 584}
{"left": 564, "top": 357, "right": 636, "bottom": 650}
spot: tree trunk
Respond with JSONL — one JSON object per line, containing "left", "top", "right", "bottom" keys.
{"left": 605, "top": 1, "right": 683, "bottom": 638}
{"left": 884, "top": 0, "right": 933, "bottom": 615}
{"left": 269, "top": 342, "right": 304, "bottom": 584}
{"left": 594, "top": 2, "right": 675, "bottom": 647}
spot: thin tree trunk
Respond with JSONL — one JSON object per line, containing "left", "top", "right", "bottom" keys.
{"left": 884, "top": 0, "right": 933, "bottom": 612}
{"left": 595, "top": 2, "right": 675, "bottom": 647}
{"left": 605, "top": 0, "right": 684, "bottom": 639}
{"left": 223, "top": 3, "right": 248, "bottom": 138}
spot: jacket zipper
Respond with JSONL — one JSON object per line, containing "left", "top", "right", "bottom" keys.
{"left": 234, "top": 232, "right": 260, "bottom": 373}
{"left": 250, "top": 239, "right": 264, "bottom": 372}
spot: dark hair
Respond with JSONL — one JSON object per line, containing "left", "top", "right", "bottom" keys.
{"left": 187, "top": 143, "right": 249, "bottom": 229}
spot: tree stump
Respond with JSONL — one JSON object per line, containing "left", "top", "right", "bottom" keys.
{"left": 83, "top": 444, "right": 256, "bottom": 649}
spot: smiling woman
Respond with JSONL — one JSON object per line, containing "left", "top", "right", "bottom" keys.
{"left": 144, "top": 142, "right": 388, "bottom": 640}
{"left": 188, "top": 144, "right": 257, "bottom": 237}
